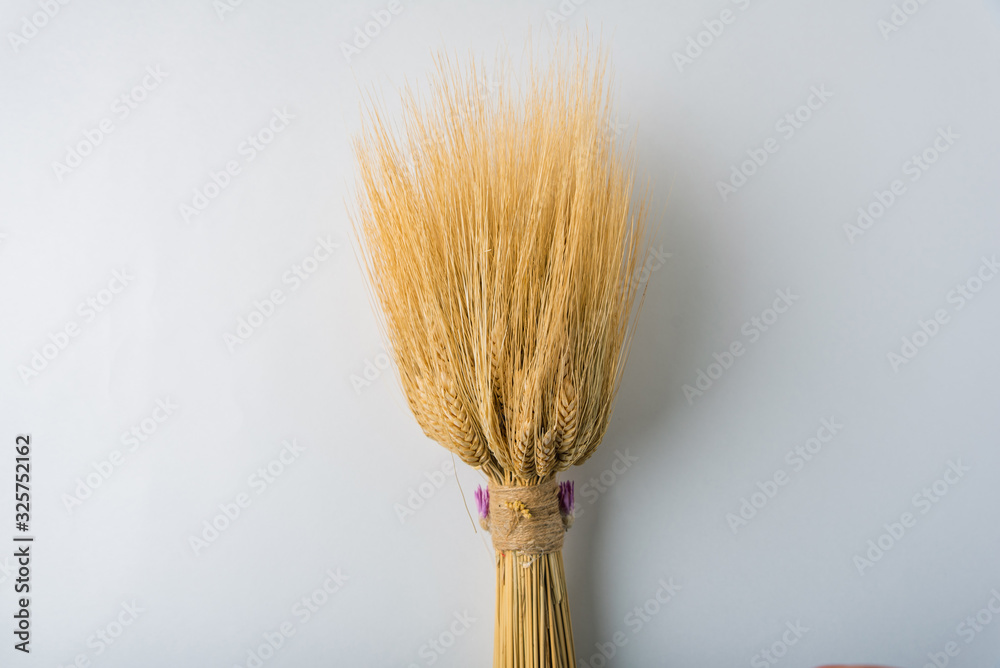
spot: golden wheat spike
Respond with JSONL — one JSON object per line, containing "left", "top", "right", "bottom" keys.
{"left": 554, "top": 349, "right": 579, "bottom": 456}
{"left": 535, "top": 423, "right": 559, "bottom": 479}
{"left": 351, "top": 35, "right": 649, "bottom": 668}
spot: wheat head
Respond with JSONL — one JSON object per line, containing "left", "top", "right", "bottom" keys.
{"left": 351, "top": 37, "right": 649, "bottom": 487}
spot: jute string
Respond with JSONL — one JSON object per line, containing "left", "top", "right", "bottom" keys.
{"left": 486, "top": 478, "right": 566, "bottom": 554}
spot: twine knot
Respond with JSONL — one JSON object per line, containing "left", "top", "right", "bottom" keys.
{"left": 476, "top": 479, "right": 575, "bottom": 554}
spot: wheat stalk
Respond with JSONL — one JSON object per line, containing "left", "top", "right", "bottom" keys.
{"left": 351, "top": 35, "right": 649, "bottom": 668}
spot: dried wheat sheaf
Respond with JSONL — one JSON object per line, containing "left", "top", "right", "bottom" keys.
{"left": 351, "top": 38, "right": 651, "bottom": 667}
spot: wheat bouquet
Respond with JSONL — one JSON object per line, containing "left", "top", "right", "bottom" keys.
{"left": 351, "top": 39, "right": 649, "bottom": 668}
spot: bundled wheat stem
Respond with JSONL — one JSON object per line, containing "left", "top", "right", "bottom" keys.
{"left": 351, "top": 35, "right": 649, "bottom": 668}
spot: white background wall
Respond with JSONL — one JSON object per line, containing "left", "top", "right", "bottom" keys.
{"left": 2, "top": 1, "right": 999, "bottom": 667}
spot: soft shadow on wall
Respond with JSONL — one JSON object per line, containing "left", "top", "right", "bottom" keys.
{"left": 562, "top": 141, "right": 721, "bottom": 657}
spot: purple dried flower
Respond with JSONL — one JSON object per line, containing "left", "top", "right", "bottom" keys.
{"left": 558, "top": 481, "right": 574, "bottom": 516}
{"left": 474, "top": 485, "right": 490, "bottom": 519}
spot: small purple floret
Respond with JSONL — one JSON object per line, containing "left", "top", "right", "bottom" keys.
{"left": 475, "top": 485, "right": 490, "bottom": 518}
{"left": 558, "top": 481, "right": 574, "bottom": 515}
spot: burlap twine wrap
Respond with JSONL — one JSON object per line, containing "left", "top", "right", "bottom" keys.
{"left": 485, "top": 478, "right": 567, "bottom": 554}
